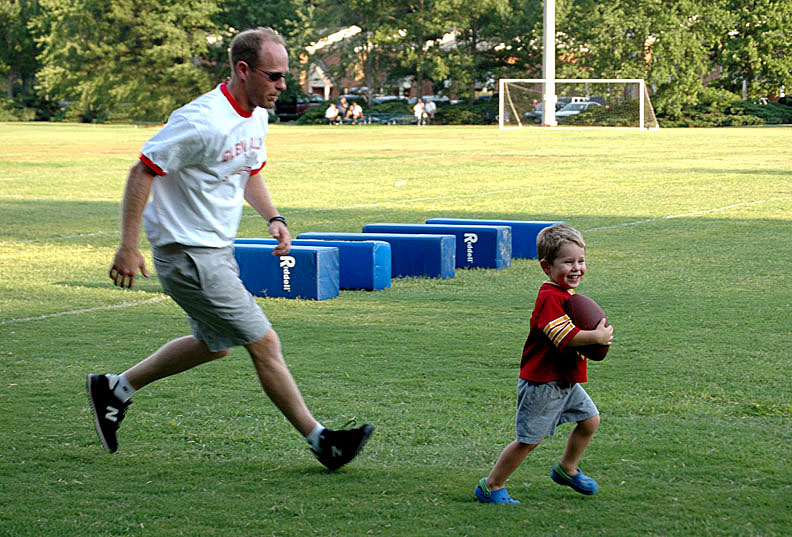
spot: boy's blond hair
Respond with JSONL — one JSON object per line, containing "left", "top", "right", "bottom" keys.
{"left": 537, "top": 224, "right": 586, "bottom": 264}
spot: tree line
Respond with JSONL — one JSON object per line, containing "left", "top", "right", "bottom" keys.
{"left": 1, "top": 0, "right": 790, "bottom": 122}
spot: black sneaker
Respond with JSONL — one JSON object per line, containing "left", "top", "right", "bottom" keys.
{"left": 312, "top": 424, "right": 374, "bottom": 471}
{"left": 87, "top": 374, "right": 130, "bottom": 453}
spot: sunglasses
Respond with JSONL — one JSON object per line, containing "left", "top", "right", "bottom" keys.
{"left": 252, "top": 66, "right": 288, "bottom": 82}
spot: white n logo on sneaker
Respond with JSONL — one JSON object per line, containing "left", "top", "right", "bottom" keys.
{"left": 105, "top": 405, "right": 119, "bottom": 422}
{"left": 331, "top": 446, "right": 342, "bottom": 457}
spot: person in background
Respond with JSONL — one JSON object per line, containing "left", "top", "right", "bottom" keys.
{"left": 325, "top": 102, "right": 341, "bottom": 124}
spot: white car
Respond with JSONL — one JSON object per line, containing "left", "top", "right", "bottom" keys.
{"left": 555, "top": 101, "right": 601, "bottom": 120}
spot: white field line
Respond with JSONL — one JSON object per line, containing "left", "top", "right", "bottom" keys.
{"left": 2, "top": 195, "right": 787, "bottom": 326}
{"left": 583, "top": 196, "right": 791, "bottom": 233}
{"left": 0, "top": 296, "right": 168, "bottom": 326}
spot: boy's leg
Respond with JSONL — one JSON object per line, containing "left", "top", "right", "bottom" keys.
{"left": 474, "top": 441, "right": 537, "bottom": 504}
{"left": 551, "top": 414, "right": 600, "bottom": 495}
{"left": 486, "top": 440, "right": 537, "bottom": 490}
{"left": 559, "top": 414, "right": 600, "bottom": 476}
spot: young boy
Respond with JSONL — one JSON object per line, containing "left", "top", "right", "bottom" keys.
{"left": 474, "top": 224, "right": 613, "bottom": 504}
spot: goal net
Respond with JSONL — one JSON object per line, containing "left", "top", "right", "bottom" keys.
{"left": 498, "top": 79, "right": 659, "bottom": 130}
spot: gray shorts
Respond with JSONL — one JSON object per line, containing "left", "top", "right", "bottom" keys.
{"left": 515, "top": 379, "right": 599, "bottom": 444}
{"left": 152, "top": 244, "right": 271, "bottom": 352}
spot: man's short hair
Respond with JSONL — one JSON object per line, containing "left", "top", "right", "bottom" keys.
{"left": 229, "top": 27, "right": 287, "bottom": 72}
{"left": 537, "top": 224, "right": 586, "bottom": 264}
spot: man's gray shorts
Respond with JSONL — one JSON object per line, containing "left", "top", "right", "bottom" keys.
{"left": 515, "top": 379, "right": 599, "bottom": 444}
{"left": 152, "top": 244, "right": 271, "bottom": 352}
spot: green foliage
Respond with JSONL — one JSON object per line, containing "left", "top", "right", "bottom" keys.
{"left": 708, "top": 0, "right": 792, "bottom": 99}
{"left": 730, "top": 100, "right": 792, "bottom": 124}
{"left": 0, "top": 0, "right": 42, "bottom": 98}
{"left": 565, "top": 101, "right": 642, "bottom": 127}
{"left": 435, "top": 100, "right": 497, "bottom": 124}
{"left": 1, "top": 0, "right": 789, "bottom": 124}
{"left": 435, "top": 104, "right": 480, "bottom": 124}
{"left": 659, "top": 87, "right": 765, "bottom": 127}
{"left": 296, "top": 104, "right": 328, "bottom": 124}
{"left": 36, "top": 0, "right": 220, "bottom": 122}
{"left": 0, "top": 96, "right": 36, "bottom": 121}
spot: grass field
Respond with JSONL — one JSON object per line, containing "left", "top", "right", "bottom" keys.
{"left": 1, "top": 122, "right": 791, "bottom": 537}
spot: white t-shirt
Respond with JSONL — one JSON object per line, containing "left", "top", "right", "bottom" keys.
{"left": 140, "top": 82, "right": 268, "bottom": 248}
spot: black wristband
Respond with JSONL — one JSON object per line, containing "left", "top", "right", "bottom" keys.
{"left": 268, "top": 215, "right": 287, "bottom": 227}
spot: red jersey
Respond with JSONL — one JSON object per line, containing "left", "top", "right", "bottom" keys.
{"left": 519, "top": 282, "right": 588, "bottom": 383}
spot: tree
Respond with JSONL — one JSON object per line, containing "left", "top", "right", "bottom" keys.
{"left": 558, "top": 0, "right": 715, "bottom": 119}
{"left": 303, "top": 0, "right": 405, "bottom": 104}
{"left": 36, "top": 0, "right": 219, "bottom": 122}
{"left": 708, "top": 0, "right": 792, "bottom": 99}
{"left": 389, "top": 0, "right": 452, "bottom": 98}
{"left": 1, "top": 0, "right": 42, "bottom": 98}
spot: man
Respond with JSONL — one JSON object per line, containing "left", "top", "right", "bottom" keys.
{"left": 87, "top": 27, "right": 373, "bottom": 471}
{"left": 424, "top": 98, "right": 436, "bottom": 123}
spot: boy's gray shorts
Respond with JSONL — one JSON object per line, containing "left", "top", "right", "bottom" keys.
{"left": 515, "top": 379, "right": 599, "bottom": 444}
{"left": 152, "top": 244, "right": 271, "bottom": 352}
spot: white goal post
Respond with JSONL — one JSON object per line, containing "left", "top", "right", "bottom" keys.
{"left": 498, "top": 78, "right": 659, "bottom": 130}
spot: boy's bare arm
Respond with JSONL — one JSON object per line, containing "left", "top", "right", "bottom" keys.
{"left": 567, "top": 318, "right": 614, "bottom": 347}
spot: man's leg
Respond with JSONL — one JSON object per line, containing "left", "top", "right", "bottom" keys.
{"left": 245, "top": 329, "right": 316, "bottom": 436}
{"left": 123, "top": 335, "right": 229, "bottom": 390}
{"left": 246, "top": 328, "right": 374, "bottom": 471}
{"left": 88, "top": 335, "right": 227, "bottom": 453}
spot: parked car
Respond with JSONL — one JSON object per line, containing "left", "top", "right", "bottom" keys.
{"left": 373, "top": 95, "right": 407, "bottom": 105}
{"left": 525, "top": 100, "right": 567, "bottom": 122}
{"left": 556, "top": 96, "right": 590, "bottom": 108}
{"left": 525, "top": 102, "right": 546, "bottom": 120}
{"left": 275, "top": 93, "right": 324, "bottom": 121}
{"left": 555, "top": 101, "right": 601, "bottom": 120}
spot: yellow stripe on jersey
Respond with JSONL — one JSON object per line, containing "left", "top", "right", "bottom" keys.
{"left": 544, "top": 315, "right": 575, "bottom": 348}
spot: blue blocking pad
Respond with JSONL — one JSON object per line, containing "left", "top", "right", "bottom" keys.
{"left": 426, "top": 218, "right": 564, "bottom": 259}
{"left": 362, "top": 223, "right": 511, "bottom": 269}
{"left": 297, "top": 232, "right": 456, "bottom": 279}
{"left": 235, "top": 238, "right": 391, "bottom": 291}
{"left": 233, "top": 244, "right": 339, "bottom": 300}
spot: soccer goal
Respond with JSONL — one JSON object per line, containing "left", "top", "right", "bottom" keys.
{"left": 498, "top": 78, "right": 659, "bottom": 130}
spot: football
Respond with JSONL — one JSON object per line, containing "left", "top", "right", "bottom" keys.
{"left": 564, "top": 293, "right": 609, "bottom": 361}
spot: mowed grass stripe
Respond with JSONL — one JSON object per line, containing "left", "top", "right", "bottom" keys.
{"left": 0, "top": 123, "right": 790, "bottom": 537}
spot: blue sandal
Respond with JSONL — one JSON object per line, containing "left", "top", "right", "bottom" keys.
{"left": 551, "top": 463, "right": 599, "bottom": 495}
{"left": 474, "top": 477, "right": 521, "bottom": 504}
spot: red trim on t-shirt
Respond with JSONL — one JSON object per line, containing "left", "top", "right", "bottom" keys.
{"left": 139, "top": 154, "right": 166, "bottom": 176}
{"left": 250, "top": 161, "right": 267, "bottom": 176}
{"left": 220, "top": 81, "right": 252, "bottom": 118}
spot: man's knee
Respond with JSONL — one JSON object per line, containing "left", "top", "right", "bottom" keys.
{"left": 246, "top": 329, "right": 282, "bottom": 361}
{"left": 212, "top": 348, "right": 232, "bottom": 359}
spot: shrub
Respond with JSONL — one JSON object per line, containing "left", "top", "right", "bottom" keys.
{"left": 0, "top": 97, "right": 37, "bottom": 121}
{"left": 658, "top": 87, "right": 764, "bottom": 127}
{"left": 730, "top": 101, "right": 792, "bottom": 125}
{"left": 296, "top": 105, "right": 327, "bottom": 125}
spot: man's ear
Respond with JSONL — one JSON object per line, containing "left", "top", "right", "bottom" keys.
{"left": 539, "top": 258, "right": 551, "bottom": 275}
{"left": 235, "top": 61, "right": 250, "bottom": 82}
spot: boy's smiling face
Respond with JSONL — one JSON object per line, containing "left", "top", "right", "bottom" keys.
{"left": 541, "top": 241, "right": 586, "bottom": 290}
